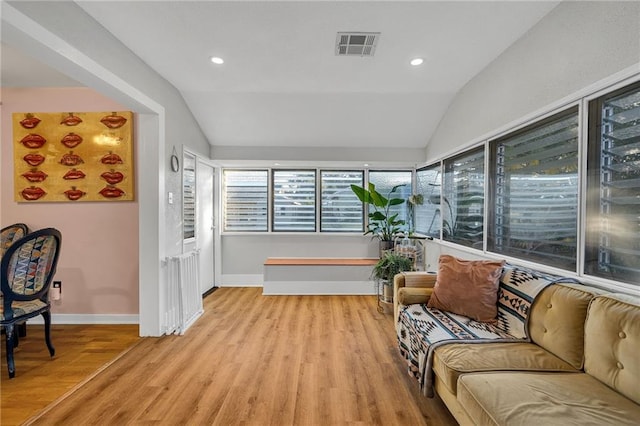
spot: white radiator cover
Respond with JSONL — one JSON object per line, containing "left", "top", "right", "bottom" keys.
{"left": 165, "top": 251, "right": 204, "bottom": 335}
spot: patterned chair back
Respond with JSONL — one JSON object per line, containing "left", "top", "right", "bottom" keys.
{"left": 1, "top": 228, "right": 61, "bottom": 305}
{"left": 1, "top": 223, "right": 29, "bottom": 258}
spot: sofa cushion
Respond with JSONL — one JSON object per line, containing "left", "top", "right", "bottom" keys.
{"left": 433, "top": 342, "right": 577, "bottom": 395}
{"left": 458, "top": 372, "right": 640, "bottom": 426}
{"left": 427, "top": 255, "right": 505, "bottom": 323}
{"left": 397, "top": 287, "right": 433, "bottom": 306}
{"left": 528, "top": 283, "right": 603, "bottom": 370}
{"left": 584, "top": 293, "right": 640, "bottom": 405}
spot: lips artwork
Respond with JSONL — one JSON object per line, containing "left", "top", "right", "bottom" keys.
{"left": 61, "top": 133, "right": 83, "bottom": 148}
{"left": 20, "top": 186, "right": 46, "bottom": 201}
{"left": 101, "top": 169, "right": 124, "bottom": 185}
{"left": 23, "top": 153, "right": 46, "bottom": 167}
{"left": 60, "top": 113, "right": 82, "bottom": 126}
{"left": 63, "top": 169, "right": 86, "bottom": 180}
{"left": 20, "top": 113, "right": 41, "bottom": 129}
{"left": 100, "top": 112, "right": 127, "bottom": 129}
{"left": 21, "top": 169, "right": 48, "bottom": 183}
{"left": 20, "top": 134, "right": 47, "bottom": 149}
{"left": 64, "top": 186, "right": 86, "bottom": 201}
{"left": 14, "top": 111, "right": 133, "bottom": 202}
{"left": 99, "top": 185, "right": 125, "bottom": 199}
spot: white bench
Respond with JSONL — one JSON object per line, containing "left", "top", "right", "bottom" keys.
{"left": 263, "top": 257, "right": 378, "bottom": 295}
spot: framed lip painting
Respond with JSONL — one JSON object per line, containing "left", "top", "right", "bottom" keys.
{"left": 13, "top": 111, "right": 134, "bottom": 202}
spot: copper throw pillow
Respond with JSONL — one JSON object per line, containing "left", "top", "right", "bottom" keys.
{"left": 427, "top": 255, "right": 505, "bottom": 323}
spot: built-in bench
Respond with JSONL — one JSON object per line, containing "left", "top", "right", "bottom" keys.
{"left": 263, "top": 257, "right": 378, "bottom": 295}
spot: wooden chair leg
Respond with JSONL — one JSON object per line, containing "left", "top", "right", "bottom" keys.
{"left": 5, "top": 324, "right": 16, "bottom": 378}
{"left": 42, "top": 311, "right": 55, "bottom": 357}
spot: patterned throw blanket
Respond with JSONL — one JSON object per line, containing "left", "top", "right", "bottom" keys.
{"left": 397, "top": 265, "right": 578, "bottom": 397}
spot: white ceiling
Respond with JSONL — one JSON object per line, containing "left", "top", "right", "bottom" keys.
{"left": 2, "top": 1, "right": 559, "bottom": 149}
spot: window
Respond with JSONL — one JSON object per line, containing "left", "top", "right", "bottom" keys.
{"left": 320, "top": 171, "right": 364, "bottom": 232}
{"left": 183, "top": 153, "right": 196, "bottom": 240}
{"left": 443, "top": 148, "right": 484, "bottom": 248}
{"left": 223, "top": 170, "right": 268, "bottom": 232}
{"left": 488, "top": 108, "right": 579, "bottom": 270}
{"left": 273, "top": 170, "right": 316, "bottom": 232}
{"left": 368, "top": 170, "right": 412, "bottom": 232}
{"left": 586, "top": 82, "right": 640, "bottom": 285}
{"left": 415, "top": 164, "right": 442, "bottom": 238}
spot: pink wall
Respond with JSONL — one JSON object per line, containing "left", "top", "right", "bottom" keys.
{"left": 1, "top": 87, "right": 139, "bottom": 315}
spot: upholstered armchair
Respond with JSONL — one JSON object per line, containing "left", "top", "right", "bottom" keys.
{"left": 1, "top": 228, "right": 62, "bottom": 378}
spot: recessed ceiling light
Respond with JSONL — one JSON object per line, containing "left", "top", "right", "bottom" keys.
{"left": 410, "top": 58, "right": 424, "bottom": 66}
{"left": 210, "top": 56, "right": 224, "bottom": 65}
{"left": 364, "top": 163, "right": 369, "bottom": 167}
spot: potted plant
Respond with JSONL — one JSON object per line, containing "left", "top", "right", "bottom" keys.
{"left": 350, "top": 182, "right": 406, "bottom": 256}
{"left": 371, "top": 251, "right": 414, "bottom": 311}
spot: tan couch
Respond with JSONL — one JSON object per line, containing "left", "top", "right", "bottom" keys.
{"left": 394, "top": 271, "right": 640, "bottom": 425}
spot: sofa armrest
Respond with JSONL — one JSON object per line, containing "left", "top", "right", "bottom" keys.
{"left": 394, "top": 272, "right": 437, "bottom": 322}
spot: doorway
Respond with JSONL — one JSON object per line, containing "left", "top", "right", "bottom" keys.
{"left": 196, "top": 159, "right": 216, "bottom": 294}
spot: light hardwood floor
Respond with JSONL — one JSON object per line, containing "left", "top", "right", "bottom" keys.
{"left": 1, "top": 324, "right": 140, "bottom": 425}
{"left": 4, "top": 288, "right": 456, "bottom": 425}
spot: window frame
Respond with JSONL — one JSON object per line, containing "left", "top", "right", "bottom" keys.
{"left": 487, "top": 105, "right": 580, "bottom": 271}
{"left": 222, "top": 169, "right": 270, "bottom": 232}
{"left": 414, "top": 163, "right": 443, "bottom": 238}
{"left": 271, "top": 169, "right": 318, "bottom": 233}
{"left": 585, "top": 80, "right": 640, "bottom": 285}
{"left": 319, "top": 170, "right": 365, "bottom": 233}
{"left": 442, "top": 146, "right": 485, "bottom": 249}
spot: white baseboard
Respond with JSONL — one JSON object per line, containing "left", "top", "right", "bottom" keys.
{"left": 263, "top": 280, "right": 376, "bottom": 295}
{"left": 220, "top": 274, "right": 263, "bottom": 287}
{"left": 28, "top": 314, "right": 139, "bottom": 325}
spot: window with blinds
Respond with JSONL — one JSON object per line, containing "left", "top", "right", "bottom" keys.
{"left": 183, "top": 153, "right": 196, "bottom": 240}
{"left": 368, "top": 170, "right": 412, "bottom": 232}
{"left": 586, "top": 82, "right": 640, "bottom": 285}
{"left": 443, "top": 148, "right": 484, "bottom": 248}
{"left": 320, "top": 171, "right": 364, "bottom": 232}
{"left": 273, "top": 170, "right": 316, "bottom": 232}
{"left": 223, "top": 170, "right": 268, "bottom": 232}
{"left": 415, "top": 164, "right": 442, "bottom": 238}
{"left": 488, "top": 108, "right": 579, "bottom": 270}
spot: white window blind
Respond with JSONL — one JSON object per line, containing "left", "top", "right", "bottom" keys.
{"left": 489, "top": 108, "right": 579, "bottom": 270}
{"left": 320, "top": 171, "right": 363, "bottom": 232}
{"left": 443, "top": 148, "right": 484, "bottom": 248}
{"left": 273, "top": 170, "right": 316, "bottom": 232}
{"left": 586, "top": 82, "right": 640, "bottom": 285}
{"left": 415, "top": 165, "right": 441, "bottom": 238}
{"left": 223, "top": 170, "right": 268, "bottom": 232}
{"left": 183, "top": 154, "right": 196, "bottom": 240}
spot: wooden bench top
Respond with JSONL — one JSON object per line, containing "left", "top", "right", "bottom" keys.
{"left": 264, "top": 257, "right": 379, "bottom": 266}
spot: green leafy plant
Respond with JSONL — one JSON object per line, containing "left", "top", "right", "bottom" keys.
{"left": 371, "top": 251, "right": 414, "bottom": 283}
{"left": 350, "top": 183, "right": 406, "bottom": 242}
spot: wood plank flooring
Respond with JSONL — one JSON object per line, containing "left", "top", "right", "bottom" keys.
{"left": 1, "top": 324, "right": 140, "bottom": 425}
{"left": 6, "top": 288, "right": 456, "bottom": 425}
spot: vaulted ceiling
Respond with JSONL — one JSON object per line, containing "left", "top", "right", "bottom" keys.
{"left": 2, "top": 1, "right": 559, "bottom": 149}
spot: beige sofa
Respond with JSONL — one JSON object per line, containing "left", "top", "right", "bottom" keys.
{"left": 394, "top": 271, "right": 640, "bottom": 425}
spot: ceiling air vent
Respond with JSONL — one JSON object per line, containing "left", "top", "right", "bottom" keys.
{"left": 335, "top": 32, "right": 380, "bottom": 57}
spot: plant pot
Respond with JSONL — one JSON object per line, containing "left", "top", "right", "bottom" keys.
{"left": 379, "top": 240, "right": 394, "bottom": 257}
{"left": 382, "top": 283, "right": 393, "bottom": 303}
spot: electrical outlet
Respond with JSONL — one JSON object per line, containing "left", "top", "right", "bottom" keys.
{"left": 51, "top": 281, "right": 62, "bottom": 301}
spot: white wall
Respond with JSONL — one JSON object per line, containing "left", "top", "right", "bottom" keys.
{"left": 422, "top": 1, "right": 640, "bottom": 294}
{"left": 2, "top": 1, "right": 211, "bottom": 335}
{"left": 426, "top": 1, "right": 640, "bottom": 160}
